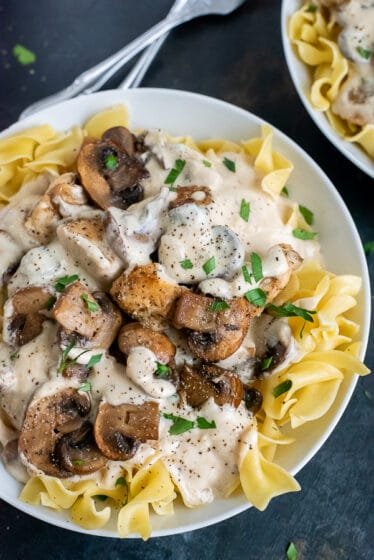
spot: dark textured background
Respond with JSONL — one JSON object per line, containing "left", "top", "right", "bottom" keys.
{"left": 0, "top": 1, "right": 373, "bottom": 559}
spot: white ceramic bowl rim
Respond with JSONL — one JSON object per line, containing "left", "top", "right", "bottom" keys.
{"left": 0, "top": 88, "right": 371, "bottom": 537}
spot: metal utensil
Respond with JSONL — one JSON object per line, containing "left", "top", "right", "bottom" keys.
{"left": 19, "top": 0, "right": 246, "bottom": 119}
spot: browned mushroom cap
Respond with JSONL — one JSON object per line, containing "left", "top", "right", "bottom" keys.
{"left": 24, "top": 173, "right": 87, "bottom": 243}
{"left": 169, "top": 186, "right": 212, "bottom": 209}
{"left": 118, "top": 322, "right": 176, "bottom": 364}
{"left": 53, "top": 281, "right": 122, "bottom": 348}
{"left": 77, "top": 126, "right": 148, "bottom": 210}
{"left": 243, "top": 386, "right": 263, "bottom": 415}
{"left": 3, "top": 286, "right": 53, "bottom": 346}
{"left": 173, "top": 292, "right": 250, "bottom": 362}
{"left": 18, "top": 387, "right": 92, "bottom": 477}
{"left": 55, "top": 421, "right": 107, "bottom": 475}
{"left": 94, "top": 401, "right": 159, "bottom": 461}
{"left": 110, "top": 263, "right": 188, "bottom": 331}
{"left": 179, "top": 364, "right": 243, "bottom": 408}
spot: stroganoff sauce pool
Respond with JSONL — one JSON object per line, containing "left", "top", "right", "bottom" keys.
{"left": 0, "top": 128, "right": 320, "bottom": 506}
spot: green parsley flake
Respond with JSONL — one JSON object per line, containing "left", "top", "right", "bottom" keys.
{"left": 286, "top": 541, "right": 298, "bottom": 560}
{"left": 356, "top": 46, "right": 372, "bottom": 60}
{"left": 180, "top": 259, "right": 193, "bottom": 269}
{"left": 292, "top": 228, "right": 317, "bottom": 240}
{"left": 242, "top": 265, "right": 252, "bottom": 284}
{"left": 267, "top": 301, "right": 316, "bottom": 322}
{"left": 262, "top": 356, "right": 273, "bottom": 371}
{"left": 240, "top": 198, "right": 250, "bottom": 222}
{"left": 273, "top": 379, "right": 292, "bottom": 398}
{"left": 244, "top": 288, "right": 267, "bottom": 307}
{"left": 81, "top": 293, "right": 100, "bottom": 313}
{"left": 10, "top": 352, "right": 19, "bottom": 362}
{"left": 104, "top": 153, "right": 118, "bottom": 169}
{"left": 169, "top": 186, "right": 177, "bottom": 192}
{"left": 72, "top": 459, "right": 84, "bottom": 466}
{"left": 13, "top": 44, "right": 36, "bottom": 65}
{"left": 363, "top": 241, "right": 374, "bottom": 255}
{"left": 86, "top": 354, "right": 102, "bottom": 369}
{"left": 203, "top": 160, "right": 212, "bottom": 168}
{"left": 55, "top": 274, "right": 79, "bottom": 292}
{"left": 78, "top": 381, "right": 92, "bottom": 393}
{"left": 115, "top": 476, "right": 127, "bottom": 487}
{"left": 210, "top": 300, "right": 230, "bottom": 312}
{"left": 298, "top": 204, "right": 314, "bottom": 226}
{"left": 250, "top": 252, "right": 263, "bottom": 282}
{"left": 223, "top": 157, "right": 236, "bottom": 172}
{"left": 164, "top": 159, "right": 186, "bottom": 184}
{"left": 203, "top": 256, "right": 216, "bottom": 276}
{"left": 196, "top": 417, "right": 217, "bottom": 429}
{"left": 364, "top": 389, "right": 372, "bottom": 401}
{"left": 155, "top": 362, "right": 170, "bottom": 377}
{"left": 306, "top": 4, "right": 317, "bottom": 12}
{"left": 163, "top": 413, "right": 195, "bottom": 435}
{"left": 57, "top": 338, "right": 76, "bottom": 374}
{"left": 44, "top": 296, "right": 57, "bottom": 310}
{"left": 281, "top": 186, "right": 289, "bottom": 197}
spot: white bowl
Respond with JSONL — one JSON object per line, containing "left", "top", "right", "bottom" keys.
{"left": 281, "top": 0, "right": 374, "bottom": 179}
{"left": 0, "top": 88, "right": 371, "bottom": 537}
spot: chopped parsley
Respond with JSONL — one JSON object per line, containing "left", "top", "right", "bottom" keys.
{"left": 86, "top": 354, "right": 102, "bottom": 369}
{"left": 81, "top": 293, "right": 100, "bottom": 313}
{"left": 72, "top": 459, "right": 84, "bottom": 466}
{"left": 155, "top": 362, "right": 170, "bottom": 377}
{"left": 78, "top": 381, "right": 92, "bottom": 393}
{"left": 305, "top": 4, "right": 317, "bottom": 12}
{"left": 57, "top": 337, "right": 76, "bottom": 374}
{"left": 13, "top": 44, "right": 36, "bottom": 65}
{"left": 267, "top": 301, "right": 316, "bottom": 322}
{"left": 242, "top": 265, "right": 252, "bottom": 284}
{"left": 262, "top": 356, "right": 273, "bottom": 371}
{"left": 292, "top": 228, "right": 317, "bottom": 240}
{"left": 164, "top": 159, "right": 186, "bottom": 184}
{"left": 169, "top": 186, "right": 177, "bottom": 192}
{"left": 298, "top": 204, "right": 314, "bottom": 225}
{"left": 203, "top": 160, "right": 212, "bottom": 168}
{"left": 286, "top": 541, "right": 298, "bottom": 560}
{"left": 104, "top": 153, "right": 118, "bottom": 169}
{"left": 55, "top": 274, "right": 79, "bottom": 292}
{"left": 44, "top": 296, "right": 57, "bottom": 310}
{"left": 281, "top": 186, "right": 289, "bottom": 197}
{"left": 210, "top": 300, "right": 230, "bottom": 312}
{"left": 356, "top": 46, "right": 372, "bottom": 60}
{"left": 223, "top": 157, "right": 236, "bottom": 172}
{"left": 240, "top": 198, "right": 250, "bottom": 222}
{"left": 364, "top": 389, "right": 372, "bottom": 401}
{"left": 115, "top": 476, "right": 127, "bottom": 487}
{"left": 203, "top": 256, "right": 216, "bottom": 276}
{"left": 250, "top": 252, "right": 263, "bottom": 282}
{"left": 244, "top": 288, "right": 267, "bottom": 307}
{"left": 180, "top": 259, "right": 193, "bottom": 269}
{"left": 10, "top": 352, "right": 19, "bottom": 362}
{"left": 272, "top": 379, "right": 292, "bottom": 398}
{"left": 163, "top": 413, "right": 216, "bottom": 435}
{"left": 363, "top": 241, "right": 374, "bottom": 255}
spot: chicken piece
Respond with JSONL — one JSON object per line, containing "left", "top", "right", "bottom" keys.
{"left": 110, "top": 263, "right": 188, "bottom": 330}
{"left": 57, "top": 214, "right": 124, "bottom": 286}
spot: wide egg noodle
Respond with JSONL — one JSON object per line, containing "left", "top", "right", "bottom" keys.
{"left": 83, "top": 104, "right": 129, "bottom": 138}
{"left": 288, "top": 4, "right": 374, "bottom": 160}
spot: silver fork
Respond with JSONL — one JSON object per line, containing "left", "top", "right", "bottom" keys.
{"left": 19, "top": 0, "right": 246, "bottom": 119}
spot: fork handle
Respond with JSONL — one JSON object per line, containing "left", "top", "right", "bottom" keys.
{"left": 20, "top": 13, "right": 184, "bottom": 119}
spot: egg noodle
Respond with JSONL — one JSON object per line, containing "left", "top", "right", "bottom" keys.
{"left": 0, "top": 106, "right": 370, "bottom": 539}
{"left": 288, "top": 3, "right": 374, "bottom": 160}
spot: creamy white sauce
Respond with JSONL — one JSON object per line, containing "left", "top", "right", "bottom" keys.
{"left": 0, "top": 128, "right": 322, "bottom": 505}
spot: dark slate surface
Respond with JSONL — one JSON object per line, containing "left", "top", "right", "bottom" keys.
{"left": 0, "top": 1, "right": 373, "bottom": 559}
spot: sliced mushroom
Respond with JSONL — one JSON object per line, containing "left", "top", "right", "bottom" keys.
{"left": 118, "top": 322, "right": 176, "bottom": 364}
{"left": 55, "top": 421, "right": 107, "bottom": 475}
{"left": 18, "top": 387, "right": 93, "bottom": 477}
{"left": 110, "top": 263, "right": 188, "bottom": 331}
{"left": 94, "top": 401, "right": 159, "bottom": 461}
{"left": 24, "top": 173, "right": 88, "bottom": 243}
{"left": 243, "top": 387, "right": 263, "bottom": 414}
{"left": 169, "top": 185, "right": 212, "bottom": 209}
{"left": 179, "top": 364, "right": 243, "bottom": 408}
{"left": 77, "top": 127, "right": 148, "bottom": 210}
{"left": 53, "top": 281, "right": 122, "bottom": 348}
{"left": 57, "top": 214, "right": 123, "bottom": 285}
{"left": 2, "top": 286, "right": 53, "bottom": 346}
{"left": 173, "top": 292, "right": 250, "bottom": 361}
{"left": 1, "top": 438, "right": 28, "bottom": 482}
{"left": 104, "top": 187, "right": 170, "bottom": 266}
{"left": 251, "top": 314, "right": 294, "bottom": 378}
